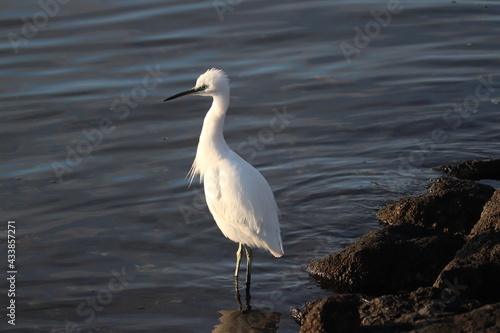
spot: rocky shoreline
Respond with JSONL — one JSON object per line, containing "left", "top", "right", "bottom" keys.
{"left": 292, "top": 158, "right": 500, "bottom": 332}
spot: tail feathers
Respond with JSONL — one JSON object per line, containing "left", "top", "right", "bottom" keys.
{"left": 270, "top": 248, "right": 284, "bottom": 258}
{"left": 268, "top": 235, "right": 284, "bottom": 258}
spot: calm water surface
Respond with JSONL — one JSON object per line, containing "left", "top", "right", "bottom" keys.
{"left": 1, "top": 0, "right": 499, "bottom": 332}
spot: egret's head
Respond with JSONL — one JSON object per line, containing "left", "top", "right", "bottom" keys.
{"left": 164, "top": 68, "right": 229, "bottom": 102}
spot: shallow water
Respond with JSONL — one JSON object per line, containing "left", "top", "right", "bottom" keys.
{"left": 1, "top": 0, "right": 499, "bottom": 332}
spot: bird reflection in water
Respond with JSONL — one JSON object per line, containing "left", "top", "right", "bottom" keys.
{"left": 212, "top": 277, "right": 281, "bottom": 333}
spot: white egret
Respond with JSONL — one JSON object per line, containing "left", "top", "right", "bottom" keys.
{"left": 164, "top": 68, "right": 284, "bottom": 284}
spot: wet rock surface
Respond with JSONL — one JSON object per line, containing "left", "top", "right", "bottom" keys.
{"left": 294, "top": 159, "right": 500, "bottom": 332}
{"left": 433, "top": 158, "right": 500, "bottom": 180}
{"left": 359, "top": 287, "right": 482, "bottom": 332}
{"left": 433, "top": 232, "right": 500, "bottom": 304}
{"left": 292, "top": 295, "right": 361, "bottom": 333}
{"left": 409, "top": 301, "right": 500, "bottom": 333}
{"left": 471, "top": 189, "right": 500, "bottom": 235}
{"left": 376, "top": 177, "right": 494, "bottom": 234}
{"left": 306, "top": 224, "right": 464, "bottom": 295}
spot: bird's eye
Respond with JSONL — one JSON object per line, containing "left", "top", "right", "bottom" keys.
{"left": 196, "top": 84, "right": 208, "bottom": 92}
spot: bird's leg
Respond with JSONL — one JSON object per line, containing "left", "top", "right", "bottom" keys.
{"left": 244, "top": 245, "right": 253, "bottom": 285}
{"left": 235, "top": 243, "right": 243, "bottom": 277}
{"left": 244, "top": 277, "right": 252, "bottom": 312}
{"left": 234, "top": 275, "right": 242, "bottom": 311}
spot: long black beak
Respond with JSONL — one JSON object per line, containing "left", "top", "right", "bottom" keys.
{"left": 163, "top": 88, "right": 197, "bottom": 102}
{"left": 164, "top": 84, "right": 207, "bottom": 102}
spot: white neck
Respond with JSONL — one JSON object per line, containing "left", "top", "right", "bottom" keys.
{"left": 188, "top": 93, "right": 230, "bottom": 183}
{"left": 199, "top": 94, "right": 229, "bottom": 150}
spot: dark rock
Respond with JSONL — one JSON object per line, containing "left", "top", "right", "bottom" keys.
{"left": 291, "top": 299, "right": 322, "bottom": 326}
{"left": 377, "top": 177, "right": 494, "bottom": 234}
{"left": 297, "top": 159, "right": 500, "bottom": 332}
{"left": 294, "top": 295, "right": 361, "bottom": 333}
{"left": 360, "top": 287, "right": 481, "bottom": 332}
{"left": 411, "top": 301, "right": 500, "bottom": 333}
{"left": 296, "top": 287, "right": 484, "bottom": 332}
{"left": 306, "top": 224, "right": 464, "bottom": 295}
{"left": 470, "top": 189, "right": 500, "bottom": 236}
{"left": 433, "top": 158, "right": 500, "bottom": 180}
{"left": 433, "top": 232, "right": 500, "bottom": 303}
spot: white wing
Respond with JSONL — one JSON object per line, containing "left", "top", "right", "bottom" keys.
{"left": 203, "top": 151, "right": 283, "bottom": 257}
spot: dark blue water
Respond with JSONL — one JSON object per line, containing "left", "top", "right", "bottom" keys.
{"left": 1, "top": 0, "right": 499, "bottom": 331}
